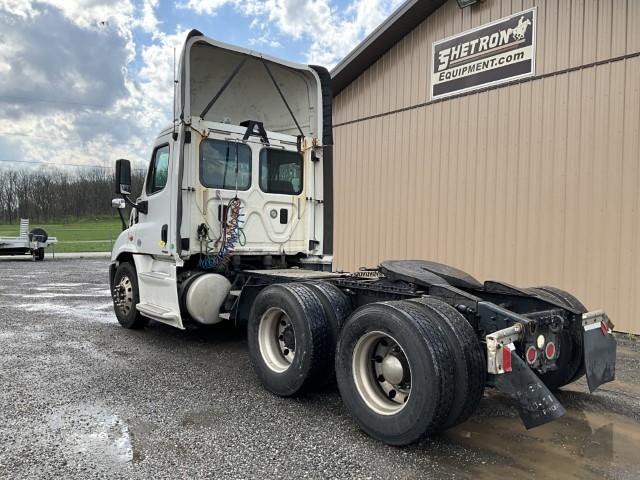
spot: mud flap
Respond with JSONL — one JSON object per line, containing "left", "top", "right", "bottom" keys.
{"left": 490, "top": 351, "right": 566, "bottom": 429}
{"left": 583, "top": 311, "right": 616, "bottom": 393}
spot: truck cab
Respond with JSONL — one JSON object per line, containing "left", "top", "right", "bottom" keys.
{"left": 110, "top": 31, "right": 332, "bottom": 329}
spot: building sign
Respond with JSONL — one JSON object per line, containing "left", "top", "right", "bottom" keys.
{"left": 431, "top": 8, "right": 536, "bottom": 100}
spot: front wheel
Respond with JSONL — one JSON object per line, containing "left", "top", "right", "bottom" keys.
{"left": 111, "top": 262, "right": 148, "bottom": 329}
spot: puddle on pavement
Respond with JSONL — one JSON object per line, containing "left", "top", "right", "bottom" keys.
{"left": 443, "top": 404, "right": 640, "bottom": 479}
{"left": 50, "top": 406, "right": 138, "bottom": 466}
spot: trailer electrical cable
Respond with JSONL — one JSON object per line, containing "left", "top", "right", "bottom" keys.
{"left": 198, "top": 141, "right": 246, "bottom": 270}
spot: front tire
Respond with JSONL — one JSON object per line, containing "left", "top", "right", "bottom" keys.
{"left": 336, "top": 301, "right": 455, "bottom": 446}
{"left": 111, "top": 262, "right": 148, "bottom": 329}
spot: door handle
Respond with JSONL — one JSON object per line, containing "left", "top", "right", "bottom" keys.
{"left": 161, "top": 224, "right": 168, "bottom": 244}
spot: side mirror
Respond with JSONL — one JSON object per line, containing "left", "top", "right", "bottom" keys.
{"left": 111, "top": 198, "right": 126, "bottom": 209}
{"left": 115, "top": 159, "right": 132, "bottom": 195}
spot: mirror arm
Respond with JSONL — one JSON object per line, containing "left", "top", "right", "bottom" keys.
{"left": 121, "top": 194, "right": 148, "bottom": 215}
{"left": 117, "top": 208, "right": 127, "bottom": 231}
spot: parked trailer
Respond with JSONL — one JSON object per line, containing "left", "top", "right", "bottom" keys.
{"left": 108, "top": 31, "right": 617, "bottom": 445}
{"left": 0, "top": 219, "right": 57, "bottom": 261}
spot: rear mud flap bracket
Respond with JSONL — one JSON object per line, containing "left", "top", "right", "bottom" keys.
{"left": 489, "top": 351, "right": 566, "bottom": 429}
{"left": 582, "top": 310, "right": 616, "bottom": 393}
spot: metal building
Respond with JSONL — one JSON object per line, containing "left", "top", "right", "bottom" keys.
{"left": 331, "top": 0, "right": 640, "bottom": 333}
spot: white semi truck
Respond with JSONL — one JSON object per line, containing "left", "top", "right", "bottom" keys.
{"left": 109, "top": 31, "right": 617, "bottom": 445}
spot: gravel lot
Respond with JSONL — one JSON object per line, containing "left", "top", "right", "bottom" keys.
{"left": 1, "top": 258, "right": 639, "bottom": 479}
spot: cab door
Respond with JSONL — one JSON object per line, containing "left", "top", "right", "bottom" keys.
{"left": 137, "top": 138, "right": 173, "bottom": 256}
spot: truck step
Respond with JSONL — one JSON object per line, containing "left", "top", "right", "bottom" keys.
{"left": 136, "top": 302, "right": 180, "bottom": 323}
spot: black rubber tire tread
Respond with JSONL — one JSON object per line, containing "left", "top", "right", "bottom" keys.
{"left": 35, "top": 247, "right": 45, "bottom": 261}
{"left": 390, "top": 301, "right": 455, "bottom": 435}
{"left": 408, "top": 297, "right": 485, "bottom": 429}
{"left": 247, "top": 283, "right": 332, "bottom": 397}
{"left": 111, "top": 262, "right": 148, "bottom": 329}
{"left": 30, "top": 228, "right": 48, "bottom": 243}
{"left": 335, "top": 300, "right": 455, "bottom": 445}
{"left": 527, "top": 286, "right": 587, "bottom": 389}
{"left": 305, "top": 282, "right": 352, "bottom": 383}
{"left": 305, "top": 281, "right": 352, "bottom": 337}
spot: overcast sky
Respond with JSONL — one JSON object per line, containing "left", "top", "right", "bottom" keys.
{"left": 0, "top": 0, "right": 403, "bottom": 173}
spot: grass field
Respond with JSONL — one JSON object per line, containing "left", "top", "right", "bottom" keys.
{"left": 0, "top": 216, "right": 123, "bottom": 253}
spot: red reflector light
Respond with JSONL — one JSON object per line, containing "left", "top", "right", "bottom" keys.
{"left": 502, "top": 345, "right": 512, "bottom": 372}
{"left": 545, "top": 341, "right": 556, "bottom": 360}
{"left": 600, "top": 322, "right": 608, "bottom": 335}
{"left": 526, "top": 346, "right": 537, "bottom": 364}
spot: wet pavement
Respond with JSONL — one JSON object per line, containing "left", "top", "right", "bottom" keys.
{"left": 0, "top": 258, "right": 639, "bottom": 479}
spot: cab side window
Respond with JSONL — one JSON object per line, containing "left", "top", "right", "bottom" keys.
{"left": 147, "top": 145, "right": 170, "bottom": 195}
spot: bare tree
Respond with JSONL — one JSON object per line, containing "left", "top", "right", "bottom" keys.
{"left": 0, "top": 168, "right": 146, "bottom": 223}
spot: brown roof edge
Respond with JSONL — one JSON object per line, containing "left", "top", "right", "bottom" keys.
{"left": 330, "top": 0, "right": 446, "bottom": 96}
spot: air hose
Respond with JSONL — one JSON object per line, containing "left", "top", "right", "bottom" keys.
{"left": 198, "top": 197, "right": 245, "bottom": 270}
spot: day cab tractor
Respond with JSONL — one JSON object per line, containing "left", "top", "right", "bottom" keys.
{"left": 109, "top": 31, "right": 617, "bottom": 446}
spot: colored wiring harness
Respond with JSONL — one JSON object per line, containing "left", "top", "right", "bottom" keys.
{"left": 198, "top": 197, "right": 245, "bottom": 270}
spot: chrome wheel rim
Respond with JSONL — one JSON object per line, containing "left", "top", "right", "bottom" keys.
{"left": 258, "top": 307, "right": 296, "bottom": 373}
{"left": 352, "top": 331, "right": 412, "bottom": 415}
{"left": 113, "top": 275, "right": 134, "bottom": 316}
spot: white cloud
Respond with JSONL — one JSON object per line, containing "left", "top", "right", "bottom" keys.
{"left": 181, "top": 0, "right": 236, "bottom": 15}
{"left": 138, "top": 0, "right": 160, "bottom": 34}
{"left": 0, "top": 0, "right": 161, "bottom": 171}
{"left": 180, "top": 0, "right": 404, "bottom": 67}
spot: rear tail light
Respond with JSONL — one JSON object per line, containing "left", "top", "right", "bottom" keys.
{"left": 545, "top": 341, "right": 556, "bottom": 360}
{"left": 526, "top": 346, "right": 538, "bottom": 364}
{"left": 600, "top": 321, "right": 608, "bottom": 335}
{"left": 502, "top": 344, "right": 513, "bottom": 372}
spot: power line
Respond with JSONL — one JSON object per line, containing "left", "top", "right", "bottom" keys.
{"left": 0, "top": 158, "right": 146, "bottom": 171}
{"left": 0, "top": 131, "right": 152, "bottom": 149}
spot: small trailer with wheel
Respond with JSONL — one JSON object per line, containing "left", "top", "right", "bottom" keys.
{"left": 0, "top": 219, "right": 57, "bottom": 261}
{"left": 109, "top": 31, "right": 617, "bottom": 445}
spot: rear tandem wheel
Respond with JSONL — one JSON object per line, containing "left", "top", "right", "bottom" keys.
{"left": 335, "top": 300, "right": 458, "bottom": 446}
{"left": 247, "top": 283, "right": 334, "bottom": 396}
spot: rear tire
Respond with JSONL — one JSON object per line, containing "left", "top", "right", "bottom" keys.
{"left": 111, "top": 262, "right": 148, "bottom": 329}
{"left": 336, "top": 300, "right": 455, "bottom": 445}
{"left": 34, "top": 247, "right": 45, "bottom": 261}
{"left": 408, "top": 297, "right": 485, "bottom": 429}
{"left": 248, "top": 283, "right": 332, "bottom": 396}
{"left": 305, "top": 281, "right": 352, "bottom": 382}
{"left": 527, "top": 286, "right": 587, "bottom": 390}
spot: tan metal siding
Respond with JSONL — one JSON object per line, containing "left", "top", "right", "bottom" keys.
{"left": 332, "top": 0, "right": 640, "bottom": 333}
